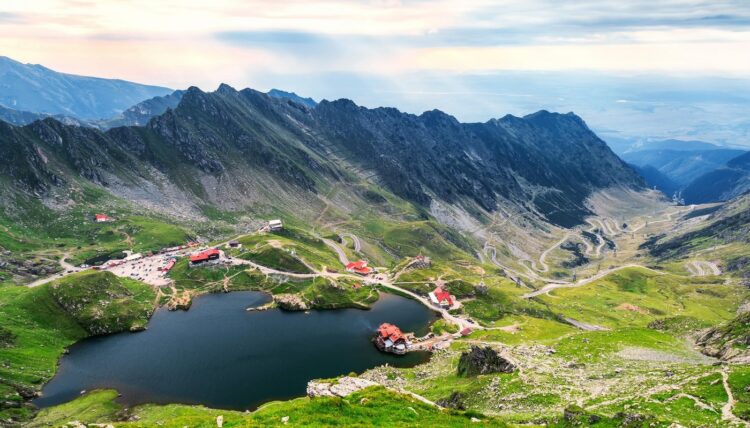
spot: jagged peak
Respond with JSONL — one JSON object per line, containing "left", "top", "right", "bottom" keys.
{"left": 216, "top": 83, "right": 237, "bottom": 94}
{"left": 419, "top": 109, "right": 459, "bottom": 126}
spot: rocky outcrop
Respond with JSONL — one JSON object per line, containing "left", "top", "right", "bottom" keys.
{"left": 436, "top": 392, "right": 466, "bottom": 410}
{"left": 306, "top": 376, "right": 378, "bottom": 398}
{"left": 273, "top": 294, "right": 309, "bottom": 311}
{"left": 457, "top": 346, "right": 516, "bottom": 377}
{"left": 696, "top": 312, "right": 750, "bottom": 363}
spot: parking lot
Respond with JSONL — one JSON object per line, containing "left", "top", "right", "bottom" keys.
{"left": 107, "top": 253, "right": 179, "bottom": 287}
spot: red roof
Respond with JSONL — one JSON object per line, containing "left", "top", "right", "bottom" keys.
{"left": 460, "top": 327, "right": 473, "bottom": 336}
{"left": 190, "top": 248, "right": 220, "bottom": 263}
{"left": 377, "top": 323, "right": 405, "bottom": 343}
{"left": 95, "top": 214, "right": 111, "bottom": 221}
{"left": 433, "top": 287, "right": 454, "bottom": 306}
{"left": 346, "top": 260, "right": 367, "bottom": 270}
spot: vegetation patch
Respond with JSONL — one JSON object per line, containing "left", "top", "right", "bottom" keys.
{"left": 49, "top": 271, "right": 156, "bottom": 335}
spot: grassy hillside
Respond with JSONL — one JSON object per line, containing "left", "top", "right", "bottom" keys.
{"left": 49, "top": 271, "right": 156, "bottom": 334}
{"left": 0, "top": 271, "right": 156, "bottom": 422}
{"left": 30, "top": 387, "right": 502, "bottom": 427}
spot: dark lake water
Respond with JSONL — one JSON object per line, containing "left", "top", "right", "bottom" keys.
{"left": 35, "top": 291, "right": 436, "bottom": 410}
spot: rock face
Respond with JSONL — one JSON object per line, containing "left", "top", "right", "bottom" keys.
{"left": 457, "top": 346, "right": 516, "bottom": 377}
{"left": 273, "top": 294, "right": 309, "bottom": 311}
{"left": 0, "top": 83, "right": 643, "bottom": 228}
{"left": 436, "top": 392, "right": 466, "bottom": 410}
{"left": 696, "top": 312, "right": 750, "bottom": 363}
{"left": 306, "top": 376, "right": 378, "bottom": 398}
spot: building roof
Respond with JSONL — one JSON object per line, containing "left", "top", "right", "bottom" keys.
{"left": 460, "top": 327, "right": 473, "bottom": 336}
{"left": 432, "top": 287, "right": 454, "bottom": 306}
{"left": 346, "top": 260, "right": 368, "bottom": 270}
{"left": 94, "top": 214, "right": 111, "bottom": 220}
{"left": 377, "top": 323, "right": 406, "bottom": 344}
{"left": 190, "top": 248, "right": 220, "bottom": 263}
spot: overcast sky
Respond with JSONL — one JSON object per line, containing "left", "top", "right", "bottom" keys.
{"left": 2, "top": 0, "right": 750, "bottom": 147}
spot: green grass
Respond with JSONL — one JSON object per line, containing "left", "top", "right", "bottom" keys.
{"left": 0, "top": 271, "right": 157, "bottom": 423}
{"left": 239, "top": 246, "right": 312, "bottom": 274}
{"left": 554, "top": 328, "right": 698, "bottom": 362}
{"left": 30, "top": 387, "right": 505, "bottom": 427}
{"left": 28, "top": 389, "right": 123, "bottom": 428}
{"left": 49, "top": 271, "right": 156, "bottom": 334}
{"left": 537, "top": 267, "right": 747, "bottom": 331}
{"left": 729, "top": 366, "right": 750, "bottom": 421}
{"left": 431, "top": 319, "right": 459, "bottom": 335}
{"left": 0, "top": 283, "right": 87, "bottom": 422}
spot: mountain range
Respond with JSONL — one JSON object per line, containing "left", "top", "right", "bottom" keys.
{"left": 0, "top": 83, "right": 643, "bottom": 230}
{"left": 0, "top": 56, "right": 172, "bottom": 119}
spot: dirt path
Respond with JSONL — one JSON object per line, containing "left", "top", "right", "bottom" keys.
{"left": 721, "top": 368, "right": 748, "bottom": 426}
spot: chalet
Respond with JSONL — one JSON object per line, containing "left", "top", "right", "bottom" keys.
{"left": 428, "top": 286, "right": 454, "bottom": 308}
{"left": 374, "top": 323, "right": 408, "bottom": 354}
{"left": 228, "top": 240, "right": 240, "bottom": 248}
{"left": 269, "top": 219, "right": 283, "bottom": 231}
{"left": 94, "top": 214, "right": 113, "bottom": 223}
{"left": 189, "top": 249, "right": 221, "bottom": 267}
{"left": 346, "top": 260, "right": 372, "bottom": 276}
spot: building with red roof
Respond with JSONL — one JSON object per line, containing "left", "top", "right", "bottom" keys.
{"left": 374, "top": 323, "right": 408, "bottom": 354}
{"left": 94, "top": 214, "right": 113, "bottom": 222}
{"left": 189, "top": 249, "right": 221, "bottom": 266}
{"left": 346, "top": 260, "right": 372, "bottom": 276}
{"left": 428, "top": 286, "right": 454, "bottom": 308}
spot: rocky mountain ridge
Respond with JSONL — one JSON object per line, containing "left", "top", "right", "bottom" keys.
{"left": 0, "top": 84, "right": 644, "bottom": 231}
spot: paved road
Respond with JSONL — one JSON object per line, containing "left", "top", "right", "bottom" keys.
{"left": 321, "top": 237, "right": 350, "bottom": 267}
{"left": 686, "top": 260, "right": 722, "bottom": 277}
{"left": 377, "top": 282, "right": 483, "bottom": 331}
{"left": 537, "top": 232, "right": 574, "bottom": 273}
{"left": 522, "top": 264, "right": 665, "bottom": 299}
{"left": 340, "top": 233, "right": 362, "bottom": 252}
{"left": 27, "top": 252, "right": 82, "bottom": 288}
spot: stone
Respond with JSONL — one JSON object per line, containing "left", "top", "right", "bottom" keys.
{"left": 457, "top": 346, "right": 516, "bottom": 377}
{"left": 307, "top": 376, "right": 378, "bottom": 398}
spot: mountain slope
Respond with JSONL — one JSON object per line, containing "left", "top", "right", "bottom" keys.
{"left": 0, "top": 56, "right": 172, "bottom": 119}
{"left": 0, "top": 85, "right": 643, "bottom": 230}
{"left": 681, "top": 151, "right": 750, "bottom": 204}
{"left": 268, "top": 89, "right": 317, "bottom": 108}
{"left": 622, "top": 148, "right": 746, "bottom": 187}
{"left": 630, "top": 164, "right": 680, "bottom": 197}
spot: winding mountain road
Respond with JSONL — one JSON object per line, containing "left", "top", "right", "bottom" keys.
{"left": 522, "top": 264, "right": 665, "bottom": 299}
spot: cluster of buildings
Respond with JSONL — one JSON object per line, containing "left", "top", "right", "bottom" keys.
{"left": 189, "top": 248, "right": 221, "bottom": 268}
{"left": 345, "top": 260, "right": 373, "bottom": 276}
{"left": 374, "top": 323, "right": 409, "bottom": 354}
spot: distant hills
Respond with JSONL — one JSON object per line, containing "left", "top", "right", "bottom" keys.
{"left": 621, "top": 138, "right": 748, "bottom": 203}
{"left": 0, "top": 56, "right": 173, "bottom": 120}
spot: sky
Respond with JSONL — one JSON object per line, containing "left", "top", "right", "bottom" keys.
{"left": 1, "top": 0, "right": 750, "bottom": 148}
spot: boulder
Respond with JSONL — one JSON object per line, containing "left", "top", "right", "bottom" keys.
{"left": 457, "top": 346, "right": 516, "bottom": 377}
{"left": 307, "top": 376, "right": 378, "bottom": 398}
{"left": 274, "top": 294, "right": 309, "bottom": 311}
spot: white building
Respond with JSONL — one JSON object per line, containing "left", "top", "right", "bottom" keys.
{"left": 269, "top": 219, "right": 283, "bottom": 231}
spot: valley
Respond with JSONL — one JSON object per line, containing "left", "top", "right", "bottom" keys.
{"left": 4, "top": 176, "right": 750, "bottom": 426}
{"left": 0, "top": 73, "right": 749, "bottom": 427}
